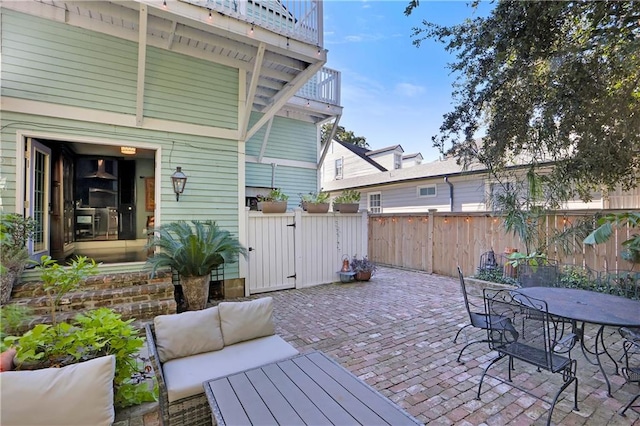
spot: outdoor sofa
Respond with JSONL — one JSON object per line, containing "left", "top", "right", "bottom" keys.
{"left": 145, "top": 296, "right": 299, "bottom": 426}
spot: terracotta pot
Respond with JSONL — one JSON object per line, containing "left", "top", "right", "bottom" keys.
{"left": 259, "top": 201, "right": 287, "bottom": 213}
{"left": 335, "top": 203, "right": 359, "bottom": 213}
{"left": 305, "top": 202, "right": 330, "bottom": 214}
{"left": 180, "top": 275, "right": 210, "bottom": 310}
{"left": 355, "top": 271, "right": 372, "bottom": 281}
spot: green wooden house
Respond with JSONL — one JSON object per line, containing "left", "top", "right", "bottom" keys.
{"left": 0, "top": 0, "right": 342, "bottom": 287}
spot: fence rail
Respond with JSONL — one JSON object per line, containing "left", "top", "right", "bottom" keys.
{"left": 368, "top": 212, "right": 636, "bottom": 278}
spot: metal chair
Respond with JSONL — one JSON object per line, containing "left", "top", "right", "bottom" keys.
{"left": 453, "top": 267, "right": 495, "bottom": 363}
{"left": 477, "top": 289, "right": 578, "bottom": 426}
{"left": 619, "top": 327, "right": 640, "bottom": 416}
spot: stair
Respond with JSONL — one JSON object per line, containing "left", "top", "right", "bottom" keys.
{"left": 8, "top": 271, "right": 176, "bottom": 332}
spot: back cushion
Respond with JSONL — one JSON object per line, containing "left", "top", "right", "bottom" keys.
{"left": 0, "top": 355, "right": 115, "bottom": 426}
{"left": 218, "top": 297, "right": 276, "bottom": 346}
{"left": 154, "top": 306, "right": 224, "bottom": 363}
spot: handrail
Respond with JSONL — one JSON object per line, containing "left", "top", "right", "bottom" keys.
{"left": 296, "top": 66, "right": 340, "bottom": 105}
{"left": 185, "top": 0, "right": 322, "bottom": 45}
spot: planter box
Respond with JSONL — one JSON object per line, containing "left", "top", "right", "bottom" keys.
{"left": 334, "top": 203, "right": 359, "bottom": 213}
{"left": 464, "top": 277, "right": 517, "bottom": 298}
{"left": 258, "top": 201, "right": 287, "bottom": 213}
{"left": 305, "top": 203, "right": 330, "bottom": 214}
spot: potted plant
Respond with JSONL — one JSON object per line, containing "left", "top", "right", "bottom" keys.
{"left": 300, "top": 191, "right": 330, "bottom": 213}
{"left": 333, "top": 189, "right": 361, "bottom": 213}
{"left": 350, "top": 255, "right": 377, "bottom": 281}
{"left": 0, "top": 214, "right": 36, "bottom": 304}
{"left": 145, "top": 220, "right": 247, "bottom": 310}
{"left": 257, "top": 188, "right": 289, "bottom": 213}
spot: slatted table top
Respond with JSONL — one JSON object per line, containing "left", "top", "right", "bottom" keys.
{"left": 203, "top": 350, "right": 422, "bottom": 426}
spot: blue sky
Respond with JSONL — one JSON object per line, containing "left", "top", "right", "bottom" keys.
{"left": 322, "top": 1, "right": 492, "bottom": 162}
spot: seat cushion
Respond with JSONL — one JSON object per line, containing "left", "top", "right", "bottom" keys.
{"left": 154, "top": 306, "right": 224, "bottom": 363}
{"left": 218, "top": 297, "right": 275, "bottom": 346}
{"left": 163, "top": 335, "right": 299, "bottom": 403}
{"left": 0, "top": 355, "right": 115, "bottom": 426}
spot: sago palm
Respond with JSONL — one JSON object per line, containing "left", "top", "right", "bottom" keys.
{"left": 145, "top": 220, "right": 247, "bottom": 277}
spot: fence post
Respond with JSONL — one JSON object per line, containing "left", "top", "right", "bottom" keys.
{"left": 293, "top": 208, "right": 303, "bottom": 289}
{"left": 427, "top": 209, "right": 437, "bottom": 274}
{"left": 361, "top": 210, "right": 368, "bottom": 261}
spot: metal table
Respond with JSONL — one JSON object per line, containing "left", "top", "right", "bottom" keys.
{"left": 203, "top": 351, "right": 422, "bottom": 426}
{"left": 518, "top": 287, "right": 640, "bottom": 396}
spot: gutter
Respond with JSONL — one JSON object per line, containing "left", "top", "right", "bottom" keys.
{"left": 444, "top": 176, "right": 454, "bottom": 211}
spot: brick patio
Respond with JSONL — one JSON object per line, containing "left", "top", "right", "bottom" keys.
{"left": 129, "top": 266, "right": 640, "bottom": 425}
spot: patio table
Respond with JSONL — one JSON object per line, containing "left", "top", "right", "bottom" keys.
{"left": 517, "top": 287, "right": 640, "bottom": 396}
{"left": 203, "top": 350, "right": 422, "bottom": 425}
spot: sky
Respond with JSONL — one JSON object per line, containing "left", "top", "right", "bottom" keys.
{"left": 322, "top": 1, "right": 492, "bottom": 162}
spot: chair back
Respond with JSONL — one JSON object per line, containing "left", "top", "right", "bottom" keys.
{"left": 458, "top": 267, "right": 473, "bottom": 318}
{"left": 483, "top": 289, "right": 564, "bottom": 372}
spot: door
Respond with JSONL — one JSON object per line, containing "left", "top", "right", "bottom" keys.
{"left": 118, "top": 159, "right": 136, "bottom": 240}
{"left": 247, "top": 213, "right": 296, "bottom": 294}
{"left": 25, "top": 138, "right": 51, "bottom": 261}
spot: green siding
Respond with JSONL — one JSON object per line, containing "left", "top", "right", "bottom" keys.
{"left": 144, "top": 48, "right": 238, "bottom": 129}
{"left": 1, "top": 10, "right": 137, "bottom": 114}
{"left": 246, "top": 113, "right": 317, "bottom": 162}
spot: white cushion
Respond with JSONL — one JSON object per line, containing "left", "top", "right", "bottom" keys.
{"left": 0, "top": 355, "right": 116, "bottom": 426}
{"left": 163, "top": 334, "right": 298, "bottom": 402}
{"left": 218, "top": 297, "right": 275, "bottom": 346}
{"left": 154, "top": 306, "right": 224, "bottom": 363}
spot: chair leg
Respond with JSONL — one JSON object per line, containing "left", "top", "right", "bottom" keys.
{"left": 476, "top": 353, "right": 505, "bottom": 400}
{"left": 457, "top": 339, "right": 490, "bottom": 363}
{"left": 546, "top": 376, "right": 577, "bottom": 426}
{"left": 619, "top": 393, "right": 640, "bottom": 417}
{"left": 454, "top": 323, "right": 472, "bottom": 343}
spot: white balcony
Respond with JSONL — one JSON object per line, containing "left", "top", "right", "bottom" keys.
{"left": 297, "top": 67, "right": 340, "bottom": 105}
{"left": 181, "top": 0, "right": 323, "bottom": 45}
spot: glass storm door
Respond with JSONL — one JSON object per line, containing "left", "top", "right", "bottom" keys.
{"left": 26, "top": 138, "right": 51, "bottom": 261}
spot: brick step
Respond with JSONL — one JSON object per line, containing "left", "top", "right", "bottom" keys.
{"left": 11, "top": 271, "right": 172, "bottom": 298}
{"left": 17, "top": 299, "right": 176, "bottom": 333}
{"left": 9, "top": 282, "right": 174, "bottom": 315}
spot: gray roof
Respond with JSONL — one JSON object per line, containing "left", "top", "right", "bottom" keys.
{"left": 337, "top": 141, "right": 387, "bottom": 172}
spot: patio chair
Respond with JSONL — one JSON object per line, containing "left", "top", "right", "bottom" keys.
{"left": 477, "top": 289, "right": 578, "bottom": 426}
{"left": 453, "top": 267, "right": 495, "bottom": 363}
{"left": 619, "top": 327, "right": 640, "bottom": 416}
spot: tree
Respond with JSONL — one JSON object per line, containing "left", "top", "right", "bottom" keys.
{"left": 406, "top": 1, "right": 640, "bottom": 203}
{"left": 321, "top": 123, "right": 369, "bottom": 148}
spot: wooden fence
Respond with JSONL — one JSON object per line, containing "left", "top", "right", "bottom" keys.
{"left": 368, "top": 211, "right": 636, "bottom": 278}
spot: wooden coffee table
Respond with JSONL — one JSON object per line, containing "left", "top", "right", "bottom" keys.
{"left": 203, "top": 351, "right": 422, "bottom": 425}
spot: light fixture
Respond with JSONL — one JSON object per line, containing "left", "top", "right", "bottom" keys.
{"left": 162, "top": 0, "right": 167, "bottom": 8}
{"left": 208, "top": 9, "right": 212, "bottom": 19}
{"left": 171, "top": 166, "right": 187, "bottom": 201}
{"left": 250, "top": 23, "right": 254, "bottom": 34}
{"left": 120, "top": 146, "right": 137, "bottom": 155}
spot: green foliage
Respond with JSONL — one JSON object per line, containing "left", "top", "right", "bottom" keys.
{"left": 300, "top": 191, "right": 330, "bottom": 204}
{"left": 35, "top": 255, "right": 99, "bottom": 324}
{"left": 407, "top": 0, "right": 640, "bottom": 202}
{"left": 474, "top": 268, "right": 519, "bottom": 286}
{"left": 0, "top": 305, "right": 32, "bottom": 351}
{"left": 334, "top": 189, "right": 361, "bottom": 204}
{"left": 145, "top": 220, "right": 247, "bottom": 278}
{"left": 0, "top": 214, "right": 36, "bottom": 274}
{"left": 321, "top": 123, "right": 369, "bottom": 148}
{"left": 256, "top": 188, "right": 289, "bottom": 202}
{"left": 584, "top": 212, "right": 640, "bottom": 268}
{"left": 5, "top": 308, "right": 155, "bottom": 408}
{"left": 350, "top": 256, "right": 377, "bottom": 274}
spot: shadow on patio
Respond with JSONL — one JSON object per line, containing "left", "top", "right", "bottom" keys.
{"left": 262, "top": 266, "right": 639, "bottom": 425}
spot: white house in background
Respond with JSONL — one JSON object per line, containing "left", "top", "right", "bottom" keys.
{"left": 402, "top": 153, "right": 423, "bottom": 168}
{"left": 321, "top": 147, "right": 640, "bottom": 214}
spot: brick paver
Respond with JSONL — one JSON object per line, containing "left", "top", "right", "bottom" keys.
{"left": 131, "top": 266, "right": 639, "bottom": 425}
{"left": 265, "top": 266, "right": 639, "bottom": 425}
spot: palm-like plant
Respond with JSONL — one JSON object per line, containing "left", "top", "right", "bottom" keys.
{"left": 584, "top": 212, "right": 640, "bottom": 267}
{"left": 145, "top": 221, "right": 247, "bottom": 310}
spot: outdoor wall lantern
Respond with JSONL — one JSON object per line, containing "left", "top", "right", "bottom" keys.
{"left": 171, "top": 167, "right": 187, "bottom": 201}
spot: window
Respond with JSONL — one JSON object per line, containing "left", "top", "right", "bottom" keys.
{"left": 368, "top": 192, "right": 382, "bottom": 213}
{"left": 335, "top": 158, "right": 343, "bottom": 179}
{"left": 417, "top": 185, "right": 437, "bottom": 198}
{"left": 394, "top": 153, "right": 402, "bottom": 170}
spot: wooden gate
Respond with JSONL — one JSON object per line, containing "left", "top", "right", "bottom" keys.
{"left": 247, "top": 212, "right": 296, "bottom": 294}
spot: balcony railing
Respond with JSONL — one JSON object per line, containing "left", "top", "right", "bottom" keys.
{"left": 297, "top": 67, "right": 340, "bottom": 105}
{"left": 183, "top": 0, "right": 322, "bottom": 45}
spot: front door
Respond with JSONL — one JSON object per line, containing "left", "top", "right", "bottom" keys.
{"left": 25, "top": 138, "right": 52, "bottom": 261}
